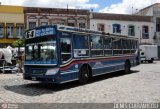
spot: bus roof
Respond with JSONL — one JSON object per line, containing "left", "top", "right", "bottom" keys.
{"left": 56, "top": 25, "right": 138, "bottom": 40}
{"left": 25, "top": 25, "right": 138, "bottom": 40}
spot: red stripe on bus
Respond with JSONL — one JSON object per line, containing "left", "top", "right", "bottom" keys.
{"left": 60, "top": 56, "right": 136, "bottom": 71}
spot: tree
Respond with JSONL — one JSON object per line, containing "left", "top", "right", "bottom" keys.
{"left": 12, "top": 39, "right": 25, "bottom": 56}
{"left": 12, "top": 39, "right": 25, "bottom": 47}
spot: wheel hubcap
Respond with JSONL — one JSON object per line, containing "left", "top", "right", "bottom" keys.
{"left": 81, "top": 69, "right": 88, "bottom": 80}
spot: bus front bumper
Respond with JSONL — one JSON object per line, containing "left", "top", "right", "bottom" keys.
{"left": 23, "top": 74, "right": 60, "bottom": 83}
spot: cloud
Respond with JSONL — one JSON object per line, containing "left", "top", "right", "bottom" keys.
{"left": 76, "top": 4, "right": 99, "bottom": 9}
{"left": 99, "top": 0, "right": 160, "bottom": 14}
{"left": 0, "top": 0, "right": 99, "bottom": 9}
{"left": 0, "top": 0, "right": 24, "bottom": 6}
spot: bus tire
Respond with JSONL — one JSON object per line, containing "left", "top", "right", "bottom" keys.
{"left": 124, "top": 60, "right": 131, "bottom": 74}
{"left": 148, "top": 58, "right": 153, "bottom": 63}
{"left": 79, "top": 65, "right": 90, "bottom": 84}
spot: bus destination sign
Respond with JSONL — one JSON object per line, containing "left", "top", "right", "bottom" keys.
{"left": 26, "top": 26, "right": 56, "bottom": 39}
{"left": 36, "top": 27, "right": 55, "bottom": 37}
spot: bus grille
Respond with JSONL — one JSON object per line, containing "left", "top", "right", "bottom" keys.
{"left": 32, "top": 69, "right": 46, "bottom": 76}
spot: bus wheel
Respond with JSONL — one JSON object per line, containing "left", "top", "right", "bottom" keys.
{"left": 79, "top": 66, "right": 89, "bottom": 84}
{"left": 124, "top": 60, "right": 131, "bottom": 74}
{"left": 148, "top": 59, "right": 153, "bottom": 63}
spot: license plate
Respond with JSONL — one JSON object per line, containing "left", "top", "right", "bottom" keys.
{"left": 32, "top": 77, "right": 37, "bottom": 81}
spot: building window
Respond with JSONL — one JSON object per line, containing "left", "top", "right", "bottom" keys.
{"left": 68, "top": 23, "right": 75, "bottom": 27}
{"left": 157, "top": 24, "right": 160, "bottom": 32}
{"left": 6, "top": 23, "right": 14, "bottom": 38}
{"left": 68, "top": 18, "right": 76, "bottom": 27}
{"left": 97, "top": 24, "right": 105, "bottom": 31}
{"left": 51, "top": 19, "right": 64, "bottom": 25}
{"left": 156, "top": 17, "right": 160, "bottom": 32}
{"left": 59, "top": 20, "right": 65, "bottom": 25}
{"left": 41, "top": 22, "right": 48, "bottom": 26}
{"left": 78, "top": 17, "right": 86, "bottom": 28}
{"left": 0, "top": 23, "right": 4, "bottom": 38}
{"left": 79, "top": 23, "right": 85, "bottom": 28}
{"left": 29, "top": 22, "right": 36, "bottom": 29}
{"left": 142, "top": 26, "right": 149, "bottom": 39}
{"left": 16, "top": 24, "right": 24, "bottom": 38}
{"left": 60, "top": 22, "right": 65, "bottom": 25}
{"left": 113, "top": 24, "right": 121, "bottom": 33}
{"left": 128, "top": 25, "right": 135, "bottom": 36}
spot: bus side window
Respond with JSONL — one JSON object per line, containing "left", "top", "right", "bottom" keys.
{"left": 104, "top": 37, "right": 112, "bottom": 56}
{"left": 60, "top": 37, "right": 71, "bottom": 63}
{"left": 73, "top": 34, "right": 89, "bottom": 57}
{"left": 90, "top": 35, "right": 103, "bottom": 56}
{"left": 112, "top": 38, "right": 122, "bottom": 55}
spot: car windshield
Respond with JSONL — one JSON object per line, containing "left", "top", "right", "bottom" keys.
{"left": 25, "top": 41, "right": 57, "bottom": 64}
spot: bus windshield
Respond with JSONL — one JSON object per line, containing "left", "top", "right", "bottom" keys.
{"left": 25, "top": 40, "right": 57, "bottom": 65}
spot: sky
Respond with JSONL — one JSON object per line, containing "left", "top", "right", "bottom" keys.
{"left": 0, "top": 0, "right": 160, "bottom": 14}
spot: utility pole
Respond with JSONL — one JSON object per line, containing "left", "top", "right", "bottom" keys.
{"left": 66, "top": 0, "right": 69, "bottom": 26}
{"left": 138, "top": 26, "right": 142, "bottom": 45}
{"left": 140, "top": 29, "right": 142, "bottom": 45}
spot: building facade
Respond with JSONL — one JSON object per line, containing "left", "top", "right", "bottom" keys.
{"left": 24, "top": 7, "right": 90, "bottom": 30}
{"left": 0, "top": 4, "right": 158, "bottom": 47}
{"left": 90, "top": 13, "right": 154, "bottom": 45}
{"left": 136, "top": 3, "right": 160, "bottom": 45}
{"left": 0, "top": 5, "right": 24, "bottom": 47}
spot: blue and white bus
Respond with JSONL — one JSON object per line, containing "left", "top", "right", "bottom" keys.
{"left": 24, "top": 25, "right": 140, "bottom": 84}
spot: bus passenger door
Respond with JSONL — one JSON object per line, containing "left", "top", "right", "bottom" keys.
{"left": 60, "top": 37, "right": 72, "bottom": 64}
{"left": 60, "top": 35, "right": 76, "bottom": 81}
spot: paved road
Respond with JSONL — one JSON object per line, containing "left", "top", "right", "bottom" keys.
{"left": 0, "top": 61, "right": 160, "bottom": 103}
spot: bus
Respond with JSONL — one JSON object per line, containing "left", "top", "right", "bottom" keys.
{"left": 24, "top": 25, "right": 140, "bottom": 84}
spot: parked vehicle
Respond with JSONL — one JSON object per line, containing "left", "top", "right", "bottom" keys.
{"left": 140, "top": 45, "right": 158, "bottom": 63}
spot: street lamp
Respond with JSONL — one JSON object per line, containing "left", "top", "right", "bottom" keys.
{"left": 132, "top": 7, "right": 133, "bottom": 15}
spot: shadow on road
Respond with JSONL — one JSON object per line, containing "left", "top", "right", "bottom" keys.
{"left": 4, "top": 70, "right": 139, "bottom": 96}
{"left": 141, "top": 61, "right": 157, "bottom": 64}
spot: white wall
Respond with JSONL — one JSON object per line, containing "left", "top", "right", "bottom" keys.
{"left": 135, "top": 5, "right": 160, "bottom": 45}
{"left": 153, "top": 7, "right": 160, "bottom": 45}
{"left": 90, "top": 19, "right": 154, "bottom": 44}
{"left": 146, "top": 7, "right": 154, "bottom": 16}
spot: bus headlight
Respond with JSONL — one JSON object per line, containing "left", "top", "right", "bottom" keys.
{"left": 45, "top": 68, "right": 59, "bottom": 75}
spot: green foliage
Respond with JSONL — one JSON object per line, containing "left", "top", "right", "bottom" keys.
{"left": 12, "top": 39, "right": 25, "bottom": 47}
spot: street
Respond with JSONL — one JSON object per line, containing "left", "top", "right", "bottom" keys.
{"left": 0, "top": 61, "right": 160, "bottom": 103}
